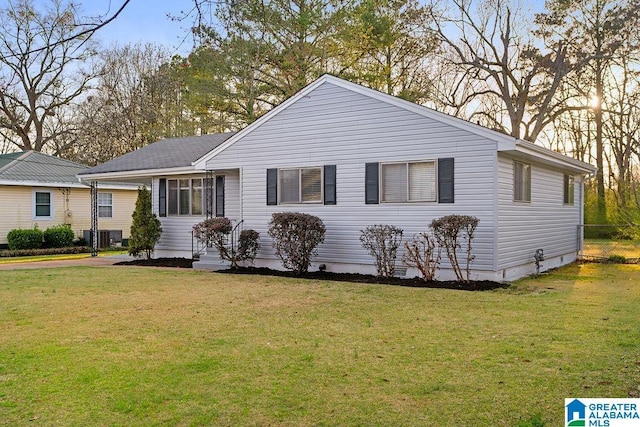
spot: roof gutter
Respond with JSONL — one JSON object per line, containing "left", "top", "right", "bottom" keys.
{"left": 77, "top": 166, "right": 197, "bottom": 182}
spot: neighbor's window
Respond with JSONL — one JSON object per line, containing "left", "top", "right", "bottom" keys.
{"left": 98, "top": 192, "right": 113, "bottom": 218}
{"left": 279, "top": 167, "right": 322, "bottom": 204}
{"left": 167, "top": 178, "right": 204, "bottom": 215}
{"left": 381, "top": 161, "right": 436, "bottom": 203}
{"left": 513, "top": 161, "right": 531, "bottom": 202}
{"left": 564, "top": 174, "right": 574, "bottom": 205}
{"left": 34, "top": 191, "right": 52, "bottom": 218}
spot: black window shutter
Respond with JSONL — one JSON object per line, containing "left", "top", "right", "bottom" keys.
{"left": 266, "top": 168, "right": 278, "bottom": 205}
{"left": 324, "top": 165, "right": 336, "bottom": 205}
{"left": 158, "top": 178, "right": 166, "bottom": 217}
{"left": 438, "top": 158, "right": 455, "bottom": 203}
{"left": 215, "top": 175, "right": 225, "bottom": 217}
{"left": 365, "top": 162, "right": 379, "bottom": 204}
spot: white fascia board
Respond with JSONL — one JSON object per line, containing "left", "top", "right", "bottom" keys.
{"left": 0, "top": 180, "right": 89, "bottom": 188}
{"left": 511, "top": 141, "right": 596, "bottom": 175}
{"left": 192, "top": 76, "right": 332, "bottom": 170}
{"left": 77, "top": 166, "right": 198, "bottom": 182}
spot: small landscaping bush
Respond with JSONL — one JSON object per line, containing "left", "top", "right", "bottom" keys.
{"left": 268, "top": 212, "right": 325, "bottom": 273}
{"left": 607, "top": 254, "right": 627, "bottom": 264}
{"left": 403, "top": 231, "right": 441, "bottom": 281}
{"left": 360, "top": 224, "right": 404, "bottom": 277}
{"left": 129, "top": 186, "right": 162, "bottom": 259}
{"left": 44, "top": 224, "right": 74, "bottom": 248}
{"left": 192, "top": 218, "right": 260, "bottom": 268}
{"left": 0, "top": 246, "right": 91, "bottom": 258}
{"left": 431, "top": 214, "right": 479, "bottom": 283}
{"left": 7, "top": 226, "right": 44, "bottom": 250}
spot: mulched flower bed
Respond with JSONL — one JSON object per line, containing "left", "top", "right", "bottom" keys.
{"left": 218, "top": 266, "right": 507, "bottom": 291}
{"left": 115, "top": 258, "right": 507, "bottom": 291}
{"left": 115, "top": 257, "right": 194, "bottom": 268}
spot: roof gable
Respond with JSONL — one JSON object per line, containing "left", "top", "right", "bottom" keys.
{"left": 194, "top": 74, "right": 595, "bottom": 174}
{"left": 0, "top": 151, "right": 88, "bottom": 184}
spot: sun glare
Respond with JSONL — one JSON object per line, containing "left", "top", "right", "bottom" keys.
{"left": 589, "top": 95, "right": 600, "bottom": 109}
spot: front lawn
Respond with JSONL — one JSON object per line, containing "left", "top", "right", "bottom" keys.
{"left": 0, "top": 263, "right": 638, "bottom": 426}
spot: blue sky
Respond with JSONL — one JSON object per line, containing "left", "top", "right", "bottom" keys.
{"left": 83, "top": 0, "right": 195, "bottom": 55}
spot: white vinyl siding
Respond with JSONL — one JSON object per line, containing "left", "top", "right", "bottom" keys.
{"left": 279, "top": 167, "right": 322, "bottom": 204}
{"left": 513, "top": 161, "right": 531, "bottom": 202}
{"left": 205, "top": 81, "right": 497, "bottom": 274}
{"left": 97, "top": 192, "right": 113, "bottom": 218}
{"left": 497, "top": 154, "right": 582, "bottom": 270}
{"left": 381, "top": 161, "right": 436, "bottom": 203}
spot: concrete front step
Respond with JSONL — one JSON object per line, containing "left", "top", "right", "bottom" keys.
{"left": 192, "top": 253, "right": 229, "bottom": 271}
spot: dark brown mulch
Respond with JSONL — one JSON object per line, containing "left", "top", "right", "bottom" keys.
{"left": 218, "top": 266, "right": 507, "bottom": 291}
{"left": 115, "top": 257, "right": 194, "bottom": 268}
{"left": 115, "top": 258, "right": 506, "bottom": 291}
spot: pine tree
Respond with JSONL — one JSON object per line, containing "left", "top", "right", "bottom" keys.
{"left": 129, "top": 186, "right": 162, "bottom": 259}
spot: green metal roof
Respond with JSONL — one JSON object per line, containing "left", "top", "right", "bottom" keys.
{"left": 0, "top": 151, "right": 89, "bottom": 185}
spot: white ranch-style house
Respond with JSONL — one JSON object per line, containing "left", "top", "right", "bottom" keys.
{"left": 78, "top": 75, "right": 596, "bottom": 281}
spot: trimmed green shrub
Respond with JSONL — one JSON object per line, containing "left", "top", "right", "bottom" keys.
{"left": 129, "top": 186, "right": 162, "bottom": 259}
{"left": 360, "top": 224, "right": 404, "bottom": 277}
{"left": 7, "top": 227, "right": 44, "bottom": 250}
{"left": 0, "top": 246, "right": 91, "bottom": 258}
{"left": 44, "top": 224, "right": 75, "bottom": 248}
{"left": 268, "top": 212, "right": 325, "bottom": 273}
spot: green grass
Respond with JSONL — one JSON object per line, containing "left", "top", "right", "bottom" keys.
{"left": 1, "top": 263, "right": 639, "bottom": 426}
{"left": 583, "top": 238, "right": 640, "bottom": 259}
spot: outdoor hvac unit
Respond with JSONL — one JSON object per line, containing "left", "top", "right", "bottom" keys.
{"left": 82, "top": 230, "right": 123, "bottom": 248}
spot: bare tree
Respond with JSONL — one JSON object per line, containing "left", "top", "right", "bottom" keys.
{"left": 430, "top": 0, "right": 572, "bottom": 142}
{"left": 537, "top": 0, "right": 640, "bottom": 223}
{"left": 0, "top": 0, "right": 132, "bottom": 154}
{"left": 60, "top": 43, "right": 185, "bottom": 165}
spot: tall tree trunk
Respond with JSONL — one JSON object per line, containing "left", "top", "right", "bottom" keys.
{"left": 594, "top": 42, "right": 607, "bottom": 224}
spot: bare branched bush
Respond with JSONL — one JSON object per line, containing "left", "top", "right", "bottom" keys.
{"left": 430, "top": 215, "right": 479, "bottom": 282}
{"left": 360, "top": 225, "right": 404, "bottom": 277}
{"left": 193, "top": 218, "right": 260, "bottom": 268}
{"left": 402, "top": 232, "right": 441, "bottom": 281}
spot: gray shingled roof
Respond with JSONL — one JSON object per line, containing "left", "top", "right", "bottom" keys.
{"left": 0, "top": 151, "right": 88, "bottom": 184}
{"left": 78, "top": 133, "right": 236, "bottom": 176}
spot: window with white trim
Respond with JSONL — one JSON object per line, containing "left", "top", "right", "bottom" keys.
{"left": 98, "top": 192, "right": 113, "bottom": 218}
{"left": 381, "top": 161, "right": 436, "bottom": 203}
{"left": 563, "top": 174, "right": 574, "bottom": 205}
{"left": 279, "top": 167, "right": 322, "bottom": 204}
{"left": 167, "top": 178, "right": 204, "bottom": 216}
{"left": 34, "top": 190, "right": 52, "bottom": 218}
{"left": 513, "top": 161, "right": 531, "bottom": 202}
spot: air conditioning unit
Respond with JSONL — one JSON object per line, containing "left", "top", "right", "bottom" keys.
{"left": 64, "top": 210, "right": 73, "bottom": 224}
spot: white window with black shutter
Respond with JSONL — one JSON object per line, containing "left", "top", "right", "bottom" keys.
{"left": 159, "top": 177, "right": 213, "bottom": 216}
{"left": 365, "top": 158, "right": 454, "bottom": 204}
{"left": 266, "top": 166, "right": 336, "bottom": 205}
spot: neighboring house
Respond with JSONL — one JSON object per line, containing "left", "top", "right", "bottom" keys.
{"left": 0, "top": 150, "right": 138, "bottom": 248}
{"left": 78, "top": 75, "right": 596, "bottom": 281}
